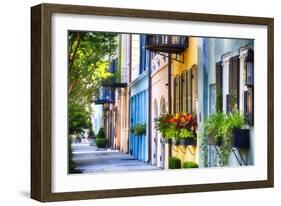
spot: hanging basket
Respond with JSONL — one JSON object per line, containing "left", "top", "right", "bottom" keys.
{"left": 180, "top": 138, "right": 197, "bottom": 146}
{"left": 232, "top": 128, "right": 250, "bottom": 149}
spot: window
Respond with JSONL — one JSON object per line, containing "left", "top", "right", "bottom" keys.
{"left": 222, "top": 56, "right": 230, "bottom": 113}
{"left": 209, "top": 84, "right": 216, "bottom": 114}
{"left": 240, "top": 49, "right": 254, "bottom": 126}
{"left": 139, "top": 35, "right": 147, "bottom": 74}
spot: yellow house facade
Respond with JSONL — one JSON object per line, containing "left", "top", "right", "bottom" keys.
{"left": 170, "top": 37, "right": 199, "bottom": 167}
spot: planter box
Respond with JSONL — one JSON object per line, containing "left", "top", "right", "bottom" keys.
{"left": 180, "top": 138, "right": 197, "bottom": 146}
{"left": 232, "top": 128, "right": 250, "bottom": 149}
{"left": 165, "top": 139, "right": 173, "bottom": 144}
{"left": 207, "top": 136, "right": 222, "bottom": 146}
{"left": 173, "top": 139, "right": 181, "bottom": 146}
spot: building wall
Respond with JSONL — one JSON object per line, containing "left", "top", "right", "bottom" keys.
{"left": 150, "top": 53, "right": 169, "bottom": 168}
{"left": 119, "top": 34, "right": 131, "bottom": 153}
{"left": 114, "top": 93, "right": 121, "bottom": 150}
{"left": 170, "top": 37, "right": 199, "bottom": 167}
{"left": 129, "top": 35, "right": 149, "bottom": 162}
{"left": 91, "top": 104, "right": 103, "bottom": 135}
{"left": 198, "top": 37, "right": 254, "bottom": 167}
{"left": 131, "top": 34, "right": 140, "bottom": 82}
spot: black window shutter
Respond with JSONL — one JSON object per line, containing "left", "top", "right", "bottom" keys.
{"left": 228, "top": 55, "right": 240, "bottom": 111}
{"left": 215, "top": 61, "right": 223, "bottom": 112}
{"left": 226, "top": 94, "right": 230, "bottom": 113}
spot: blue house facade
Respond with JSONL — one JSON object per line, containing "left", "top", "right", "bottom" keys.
{"left": 129, "top": 35, "right": 150, "bottom": 162}
{"left": 197, "top": 37, "right": 255, "bottom": 167}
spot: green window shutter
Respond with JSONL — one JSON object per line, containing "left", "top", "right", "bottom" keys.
{"left": 182, "top": 71, "right": 187, "bottom": 112}
{"left": 179, "top": 74, "right": 183, "bottom": 112}
{"left": 173, "top": 77, "right": 177, "bottom": 113}
{"left": 176, "top": 75, "right": 180, "bottom": 112}
{"left": 187, "top": 70, "right": 192, "bottom": 113}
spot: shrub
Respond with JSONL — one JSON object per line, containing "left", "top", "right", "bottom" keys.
{"left": 183, "top": 161, "right": 199, "bottom": 168}
{"left": 169, "top": 156, "right": 181, "bottom": 169}
{"left": 88, "top": 130, "right": 95, "bottom": 139}
{"left": 95, "top": 138, "right": 108, "bottom": 148}
{"left": 97, "top": 128, "right": 106, "bottom": 139}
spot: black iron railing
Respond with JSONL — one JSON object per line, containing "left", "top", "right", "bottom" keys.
{"left": 102, "top": 76, "right": 127, "bottom": 88}
{"left": 146, "top": 35, "right": 188, "bottom": 53}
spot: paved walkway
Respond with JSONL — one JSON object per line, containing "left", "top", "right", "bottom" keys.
{"left": 71, "top": 142, "right": 160, "bottom": 173}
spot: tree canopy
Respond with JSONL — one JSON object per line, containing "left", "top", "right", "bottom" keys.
{"left": 68, "top": 31, "right": 118, "bottom": 105}
{"left": 68, "top": 31, "right": 118, "bottom": 135}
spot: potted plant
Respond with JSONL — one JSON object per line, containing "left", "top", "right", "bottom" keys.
{"left": 180, "top": 136, "right": 197, "bottom": 146}
{"left": 130, "top": 123, "right": 146, "bottom": 136}
{"left": 183, "top": 161, "right": 199, "bottom": 168}
{"left": 226, "top": 110, "right": 250, "bottom": 149}
{"left": 95, "top": 128, "right": 108, "bottom": 148}
{"left": 154, "top": 113, "right": 175, "bottom": 144}
{"left": 203, "top": 112, "right": 224, "bottom": 146}
{"left": 175, "top": 113, "right": 197, "bottom": 146}
{"left": 169, "top": 156, "right": 181, "bottom": 169}
{"left": 172, "top": 137, "right": 181, "bottom": 146}
{"left": 154, "top": 113, "right": 198, "bottom": 145}
{"left": 232, "top": 128, "right": 250, "bottom": 148}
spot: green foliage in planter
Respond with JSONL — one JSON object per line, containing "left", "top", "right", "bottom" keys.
{"left": 169, "top": 156, "right": 181, "bottom": 169}
{"left": 203, "top": 112, "right": 224, "bottom": 142}
{"left": 183, "top": 161, "right": 199, "bottom": 168}
{"left": 131, "top": 123, "right": 146, "bottom": 135}
{"left": 96, "top": 128, "right": 106, "bottom": 139}
{"left": 95, "top": 138, "right": 108, "bottom": 148}
{"left": 154, "top": 113, "right": 197, "bottom": 141}
{"left": 201, "top": 110, "right": 245, "bottom": 166}
{"left": 154, "top": 113, "right": 175, "bottom": 138}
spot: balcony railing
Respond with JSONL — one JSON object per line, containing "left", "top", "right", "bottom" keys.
{"left": 94, "top": 98, "right": 115, "bottom": 105}
{"left": 94, "top": 88, "right": 115, "bottom": 104}
{"left": 102, "top": 77, "right": 127, "bottom": 88}
{"left": 146, "top": 35, "right": 188, "bottom": 54}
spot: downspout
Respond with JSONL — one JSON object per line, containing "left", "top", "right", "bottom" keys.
{"left": 168, "top": 53, "right": 172, "bottom": 158}
{"left": 127, "top": 34, "right": 132, "bottom": 154}
{"left": 148, "top": 50, "right": 152, "bottom": 163}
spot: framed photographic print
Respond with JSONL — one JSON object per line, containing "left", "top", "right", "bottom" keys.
{"left": 31, "top": 3, "right": 274, "bottom": 202}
